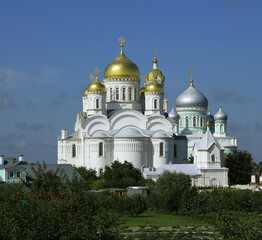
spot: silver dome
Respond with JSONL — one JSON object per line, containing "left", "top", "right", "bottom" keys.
{"left": 168, "top": 108, "right": 180, "bottom": 120}
{"left": 214, "top": 107, "right": 228, "bottom": 121}
{"left": 176, "top": 85, "right": 208, "bottom": 108}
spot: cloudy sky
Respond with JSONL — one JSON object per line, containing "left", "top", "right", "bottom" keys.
{"left": 0, "top": 0, "right": 261, "bottom": 163}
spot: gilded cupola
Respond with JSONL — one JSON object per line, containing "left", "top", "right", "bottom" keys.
{"left": 104, "top": 37, "right": 140, "bottom": 80}
{"left": 147, "top": 51, "right": 165, "bottom": 82}
{"left": 83, "top": 68, "right": 106, "bottom": 96}
{"left": 144, "top": 79, "right": 164, "bottom": 93}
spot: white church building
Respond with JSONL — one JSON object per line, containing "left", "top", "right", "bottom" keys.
{"left": 57, "top": 37, "right": 234, "bottom": 187}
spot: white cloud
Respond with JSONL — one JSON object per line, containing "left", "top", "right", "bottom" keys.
{"left": 14, "top": 140, "right": 28, "bottom": 148}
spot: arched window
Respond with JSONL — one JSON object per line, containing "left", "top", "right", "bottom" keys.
{"left": 174, "top": 144, "right": 177, "bottom": 157}
{"left": 99, "top": 142, "right": 103, "bottom": 157}
{"left": 193, "top": 117, "right": 196, "bottom": 127}
{"left": 220, "top": 124, "right": 223, "bottom": 133}
{"left": 159, "top": 142, "right": 164, "bottom": 157}
{"left": 110, "top": 88, "right": 113, "bottom": 101}
{"left": 116, "top": 88, "right": 119, "bottom": 100}
{"left": 134, "top": 88, "right": 137, "bottom": 101}
{"left": 129, "top": 87, "right": 132, "bottom": 100}
{"left": 95, "top": 99, "right": 99, "bottom": 109}
{"left": 185, "top": 117, "right": 189, "bottom": 127}
{"left": 122, "top": 87, "right": 126, "bottom": 100}
{"left": 154, "top": 99, "right": 157, "bottom": 109}
{"left": 211, "top": 154, "right": 215, "bottom": 162}
{"left": 72, "top": 144, "right": 76, "bottom": 158}
{"left": 200, "top": 117, "right": 203, "bottom": 127}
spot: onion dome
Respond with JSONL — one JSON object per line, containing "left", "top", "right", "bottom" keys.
{"left": 144, "top": 79, "right": 164, "bottom": 93}
{"left": 207, "top": 106, "right": 214, "bottom": 123}
{"left": 83, "top": 70, "right": 106, "bottom": 97}
{"left": 104, "top": 37, "right": 140, "bottom": 80}
{"left": 148, "top": 53, "right": 165, "bottom": 82}
{"left": 168, "top": 107, "right": 180, "bottom": 120}
{"left": 214, "top": 105, "right": 228, "bottom": 121}
{"left": 176, "top": 69, "right": 208, "bottom": 108}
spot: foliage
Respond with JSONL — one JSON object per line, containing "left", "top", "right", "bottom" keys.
{"left": 103, "top": 161, "right": 144, "bottom": 188}
{"left": 152, "top": 171, "right": 191, "bottom": 212}
{"left": 0, "top": 183, "right": 23, "bottom": 201}
{"left": 24, "top": 162, "right": 67, "bottom": 195}
{"left": 224, "top": 150, "right": 253, "bottom": 185}
{"left": 75, "top": 166, "right": 97, "bottom": 183}
{"left": 210, "top": 211, "right": 262, "bottom": 240}
{"left": 0, "top": 165, "right": 120, "bottom": 240}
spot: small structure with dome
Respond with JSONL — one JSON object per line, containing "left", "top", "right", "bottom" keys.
{"left": 57, "top": 37, "right": 236, "bottom": 187}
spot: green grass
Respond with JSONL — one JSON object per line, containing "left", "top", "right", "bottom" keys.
{"left": 120, "top": 210, "right": 209, "bottom": 227}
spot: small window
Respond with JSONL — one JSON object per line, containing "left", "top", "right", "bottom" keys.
{"left": 160, "top": 142, "right": 164, "bottom": 157}
{"left": 200, "top": 117, "right": 203, "bottom": 127}
{"left": 134, "top": 88, "right": 136, "bottom": 101}
{"left": 72, "top": 144, "right": 76, "bottom": 158}
{"left": 119, "top": 191, "right": 123, "bottom": 197}
{"left": 10, "top": 172, "right": 14, "bottom": 178}
{"left": 95, "top": 99, "right": 99, "bottom": 109}
{"left": 17, "top": 172, "right": 21, "bottom": 178}
{"left": 110, "top": 88, "right": 113, "bottom": 101}
{"left": 99, "top": 142, "right": 103, "bottom": 157}
{"left": 185, "top": 117, "right": 189, "bottom": 127}
{"left": 211, "top": 154, "right": 215, "bottom": 162}
{"left": 174, "top": 144, "right": 177, "bottom": 157}
{"left": 116, "top": 88, "right": 119, "bottom": 100}
{"left": 193, "top": 117, "right": 196, "bottom": 127}
{"left": 122, "top": 87, "right": 126, "bottom": 100}
{"left": 154, "top": 99, "right": 157, "bottom": 109}
{"left": 220, "top": 124, "right": 223, "bottom": 133}
{"left": 129, "top": 88, "right": 132, "bottom": 100}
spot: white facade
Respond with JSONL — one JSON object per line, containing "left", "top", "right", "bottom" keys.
{"left": 57, "top": 39, "right": 231, "bottom": 186}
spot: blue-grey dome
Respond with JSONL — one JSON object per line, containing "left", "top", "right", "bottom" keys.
{"left": 214, "top": 107, "right": 228, "bottom": 121}
{"left": 168, "top": 108, "right": 180, "bottom": 120}
{"left": 207, "top": 110, "right": 214, "bottom": 123}
{"left": 176, "top": 84, "right": 208, "bottom": 108}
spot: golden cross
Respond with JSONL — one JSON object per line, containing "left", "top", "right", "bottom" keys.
{"left": 219, "top": 99, "right": 222, "bottom": 108}
{"left": 94, "top": 68, "right": 100, "bottom": 77}
{"left": 118, "top": 36, "right": 126, "bottom": 45}
{"left": 89, "top": 74, "right": 95, "bottom": 82}
{"left": 208, "top": 104, "right": 211, "bottom": 111}
{"left": 143, "top": 74, "right": 148, "bottom": 83}
{"left": 154, "top": 50, "right": 157, "bottom": 58}
{"left": 172, "top": 99, "right": 175, "bottom": 108}
{"left": 189, "top": 68, "right": 194, "bottom": 80}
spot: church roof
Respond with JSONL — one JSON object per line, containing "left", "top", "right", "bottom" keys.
{"left": 144, "top": 164, "right": 201, "bottom": 176}
{"left": 195, "top": 128, "right": 223, "bottom": 150}
{"left": 115, "top": 128, "right": 148, "bottom": 138}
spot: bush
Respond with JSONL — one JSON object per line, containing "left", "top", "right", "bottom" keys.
{"left": 152, "top": 171, "right": 191, "bottom": 213}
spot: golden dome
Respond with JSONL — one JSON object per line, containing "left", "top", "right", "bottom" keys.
{"left": 140, "top": 85, "right": 146, "bottom": 97}
{"left": 148, "top": 69, "right": 165, "bottom": 82}
{"left": 104, "top": 40, "right": 140, "bottom": 80}
{"left": 83, "top": 72, "right": 106, "bottom": 96}
{"left": 144, "top": 79, "right": 164, "bottom": 93}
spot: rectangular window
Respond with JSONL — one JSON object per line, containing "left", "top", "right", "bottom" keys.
{"left": 160, "top": 142, "right": 164, "bottom": 157}
{"left": 17, "top": 172, "right": 21, "bottom": 178}
{"left": 174, "top": 144, "right": 177, "bottom": 157}
{"left": 10, "top": 172, "right": 14, "bottom": 178}
{"left": 72, "top": 144, "right": 76, "bottom": 158}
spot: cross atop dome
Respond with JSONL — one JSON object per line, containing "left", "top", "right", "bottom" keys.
{"left": 118, "top": 36, "right": 126, "bottom": 53}
{"left": 189, "top": 68, "right": 194, "bottom": 87}
{"left": 94, "top": 68, "right": 100, "bottom": 78}
{"left": 89, "top": 74, "right": 95, "bottom": 82}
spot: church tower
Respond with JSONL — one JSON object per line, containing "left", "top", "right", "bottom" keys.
{"left": 214, "top": 104, "right": 228, "bottom": 137}
{"left": 103, "top": 37, "right": 141, "bottom": 111}
{"left": 82, "top": 68, "right": 106, "bottom": 117}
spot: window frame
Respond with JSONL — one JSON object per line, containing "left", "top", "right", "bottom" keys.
{"left": 99, "top": 142, "right": 104, "bottom": 157}
{"left": 72, "top": 144, "right": 76, "bottom": 158}
{"left": 159, "top": 142, "right": 164, "bottom": 157}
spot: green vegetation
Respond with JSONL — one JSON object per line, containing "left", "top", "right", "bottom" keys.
{"left": 1, "top": 161, "right": 262, "bottom": 239}
{"left": 225, "top": 150, "right": 253, "bottom": 185}
{"left": 121, "top": 210, "right": 209, "bottom": 227}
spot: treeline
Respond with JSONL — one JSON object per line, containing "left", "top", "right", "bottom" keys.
{"left": 1, "top": 161, "right": 262, "bottom": 239}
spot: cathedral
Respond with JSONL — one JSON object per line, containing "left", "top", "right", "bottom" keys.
{"left": 57, "top": 37, "right": 237, "bottom": 187}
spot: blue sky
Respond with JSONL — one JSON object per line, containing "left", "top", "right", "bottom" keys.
{"left": 0, "top": 0, "right": 261, "bottom": 163}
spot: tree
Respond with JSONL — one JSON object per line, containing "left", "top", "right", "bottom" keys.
{"left": 103, "top": 161, "right": 144, "bottom": 188}
{"left": 224, "top": 150, "right": 253, "bottom": 185}
{"left": 154, "top": 171, "right": 191, "bottom": 212}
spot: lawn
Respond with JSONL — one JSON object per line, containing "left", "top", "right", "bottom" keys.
{"left": 120, "top": 210, "right": 209, "bottom": 227}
